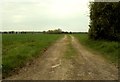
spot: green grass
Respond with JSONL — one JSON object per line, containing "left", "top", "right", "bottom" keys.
{"left": 73, "top": 34, "right": 119, "bottom": 64}
{"left": 64, "top": 36, "right": 77, "bottom": 59}
{"left": 2, "top": 34, "right": 63, "bottom": 78}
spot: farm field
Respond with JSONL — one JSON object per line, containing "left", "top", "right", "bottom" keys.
{"left": 74, "top": 34, "right": 119, "bottom": 64}
{"left": 2, "top": 33, "right": 63, "bottom": 78}
{"left": 4, "top": 34, "right": 118, "bottom": 80}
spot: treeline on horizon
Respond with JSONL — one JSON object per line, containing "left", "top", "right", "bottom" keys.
{"left": 1, "top": 29, "right": 88, "bottom": 34}
{"left": 89, "top": 2, "right": 120, "bottom": 41}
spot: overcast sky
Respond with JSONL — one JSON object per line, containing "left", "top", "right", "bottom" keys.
{"left": 1, "top": 0, "right": 93, "bottom": 32}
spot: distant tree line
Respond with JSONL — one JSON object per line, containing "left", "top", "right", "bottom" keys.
{"left": 1, "top": 29, "right": 88, "bottom": 34}
{"left": 89, "top": 2, "right": 120, "bottom": 41}
{"left": 1, "top": 29, "right": 72, "bottom": 34}
{"left": 43, "top": 29, "right": 75, "bottom": 34}
{"left": 45, "top": 28, "right": 63, "bottom": 34}
{"left": 1, "top": 31, "right": 43, "bottom": 34}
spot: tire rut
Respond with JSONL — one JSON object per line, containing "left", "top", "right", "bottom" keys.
{"left": 70, "top": 35, "right": 118, "bottom": 80}
{"left": 6, "top": 35, "right": 70, "bottom": 80}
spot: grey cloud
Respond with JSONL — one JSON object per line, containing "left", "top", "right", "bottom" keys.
{"left": 2, "top": 0, "right": 90, "bottom": 32}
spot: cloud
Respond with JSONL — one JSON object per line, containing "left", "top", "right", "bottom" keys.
{"left": 1, "top": 0, "right": 90, "bottom": 32}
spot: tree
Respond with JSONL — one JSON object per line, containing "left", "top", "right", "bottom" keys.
{"left": 89, "top": 2, "right": 120, "bottom": 41}
{"left": 47, "top": 28, "right": 63, "bottom": 34}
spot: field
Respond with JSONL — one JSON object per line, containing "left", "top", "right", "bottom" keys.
{"left": 2, "top": 33, "right": 62, "bottom": 77}
{"left": 2, "top": 34, "right": 118, "bottom": 80}
{"left": 74, "top": 34, "right": 119, "bottom": 64}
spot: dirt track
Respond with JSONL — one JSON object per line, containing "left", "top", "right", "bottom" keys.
{"left": 6, "top": 35, "right": 118, "bottom": 80}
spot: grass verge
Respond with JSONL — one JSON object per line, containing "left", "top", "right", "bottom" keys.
{"left": 74, "top": 34, "right": 119, "bottom": 64}
{"left": 2, "top": 34, "right": 63, "bottom": 78}
{"left": 64, "top": 36, "right": 77, "bottom": 59}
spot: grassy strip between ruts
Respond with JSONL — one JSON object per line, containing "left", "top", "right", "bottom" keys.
{"left": 2, "top": 34, "right": 63, "bottom": 78}
{"left": 64, "top": 35, "right": 77, "bottom": 59}
{"left": 73, "top": 34, "right": 119, "bottom": 64}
